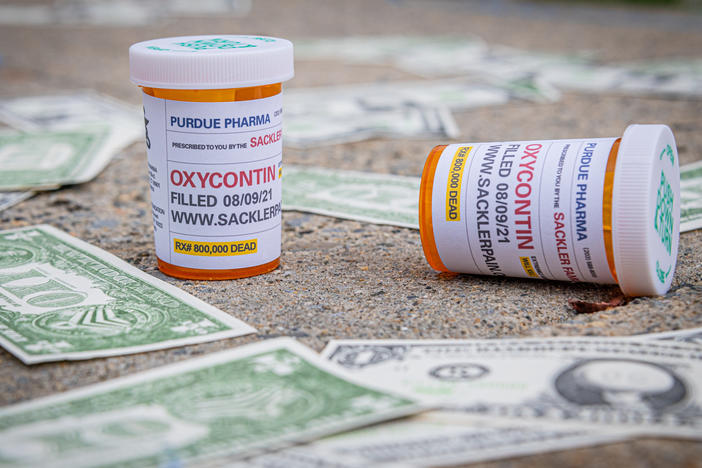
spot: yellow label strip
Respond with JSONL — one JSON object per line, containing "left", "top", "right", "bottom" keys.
{"left": 445, "top": 146, "right": 472, "bottom": 222}
{"left": 173, "top": 238, "right": 257, "bottom": 257}
{"left": 520, "top": 256, "right": 540, "bottom": 278}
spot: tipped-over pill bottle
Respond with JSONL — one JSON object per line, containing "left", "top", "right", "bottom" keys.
{"left": 129, "top": 35, "right": 293, "bottom": 280}
{"left": 419, "top": 125, "right": 680, "bottom": 296}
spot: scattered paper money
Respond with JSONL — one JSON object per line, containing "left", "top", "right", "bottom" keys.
{"left": 283, "top": 163, "right": 702, "bottom": 233}
{"left": 0, "top": 225, "right": 256, "bottom": 364}
{"left": 240, "top": 329, "right": 701, "bottom": 468}
{"left": 283, "top": 79, "right": 554, "bottom": 147}
{"left": 236, "top": 412, "right": 623, "bottom": 468}
{"left": 0, "top": 191, "right": 33, "bottom": 212}
{"left": 284, "top": 84, "right": 457, "bottom": 148}
{"left": 296, "top": 36, "right": 702, "bottom": 98}
{"left": 402, "top": 46, "right": 702, "bottom": 98}
{"left": 295, "top": 36, "right": 488, "bottom": 67}
{"left": 539, "top": 60, "right": 702, "bottom": 98}
{"left": 0, "top": 338, "right": 421, "bottom": 466}
{"left": 290, "top": 37, "right": 556, "bottom": 147}
{"left": 0, "top": 92, "right": 143, "bottom": 191}
{"left": 237, "top": 327, "right": 702, "bottom": 468}
{"left": 0, "top": 91, "right": 143, "bottom": 154}
{"left": 294, "top": 37, "right": 584, "bottom": 78}
{"left": 0, "top": 91, "right": 141, "bottom": 132}
{"left": 283, "top": 166, "right": 419, "bottom": 228}
{"left": 323, "top": 338, "right": 702, "bottom": 439}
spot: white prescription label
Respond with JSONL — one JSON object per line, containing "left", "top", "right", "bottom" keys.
{"left": 143, "top": 92, "right": 283, "bottom": 270}
{"left": 431, "top": 138, "right": 617, "bottom": 284}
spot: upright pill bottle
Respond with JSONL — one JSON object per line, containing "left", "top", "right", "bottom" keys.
{"left": 419, "top": 125, "right": 680, "bottom": 296}
{"left": 129, "top": 35, "right": 294, "bottom": 280}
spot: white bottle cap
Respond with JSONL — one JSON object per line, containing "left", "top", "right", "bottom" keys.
{"left": 613, "top": 124, "right": 680, "bottom": 296}
{"left": 129, "top": 35, "right": 294, "bottom": 89}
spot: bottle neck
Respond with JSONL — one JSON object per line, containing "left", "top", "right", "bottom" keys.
{"left": 602, "top": 137, "right": 622, "bottom": 283}
{"left": 141, "top": 83, "right": 282, "bottom": 102}
{"left": 419, "top": 145, "right": 450, "bottom": 272}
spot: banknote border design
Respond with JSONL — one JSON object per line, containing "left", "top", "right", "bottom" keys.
{"left": 0, "top": 338, "right": 425, "bottom": 464}
{"left": 0, "top": 224, "right": 256, "bottom": 364}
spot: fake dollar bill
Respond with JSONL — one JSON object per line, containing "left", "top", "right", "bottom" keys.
{"left": 233, "top": 329, "right": 702, "bottom": 468}
{"left": 0, "top": 127, "right": 115, "bottom": 191}
{"left": 0, "top": 191, "right": 33, "bottom": 212}
{"left": 323, "top": 338, "right": 702, "bottom": 439}
{"left": 296, "top": 36, "right": 702, "bottom": 98}
{"left": 0, "top": 225, "right": 255, "bottom": 364}
{"left": 283, "top": 165, "right": 419, "bottom": 228}
{"left": 235, "top": 412, "right": 623, "bottom": 468}
{"left": 295, "top": 35, "right": 488, "bottom": 67}
{"left": 0, "top": 91, "right": 141, "bottom": 132}
{"left": 283, "top": 164, "right": 702, "bottom": 233}
{"left": 681, "top": 160, "right": 702, "bottom": 232}
{"left": 539, "top": 60, "right": 702, "bottom": 97}
{"left": 0, "top": 338, "right": 421, "bottom": 467}
{"left": 0, "top": 92, "right": 143, "bottom": 190}
{"left": 404, "top": 47, "right": 702, "bottom": 98}
{"left": 283, "top": 79, "right": 554, "bottom": 148}
{"left": 284, "top": 84, "right": 458, "bottom": 148}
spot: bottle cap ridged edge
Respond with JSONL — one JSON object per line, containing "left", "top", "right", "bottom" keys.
{"left": 129, "top": 35, "right": 294, "bottom": 89}
{"left": 612, "top": 124, "right": 680, "bottom": 296}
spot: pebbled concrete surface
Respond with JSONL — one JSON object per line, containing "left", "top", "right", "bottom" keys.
{"left": 0, "top": 0, "right": 701, "bottom": 466}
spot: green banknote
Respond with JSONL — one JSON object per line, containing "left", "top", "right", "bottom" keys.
{"left": 0, "top": 127, "right": 112, "bottom": 191}
{"left": 283, "top": 165, "right": 420, "bottom": 228}
{"left": 0, "top": 338, "right": 421, "bottom": 467}
{"left": 0, "top": 92, "right": 144, "bottom": 191}
{"left": 283, "top": 164, "right": 702, "bottom": 233}
{"left": 296, "top": 36, "right": 702, "bottom": 98}
{"left": 681, "top": 160, "right": 702, "bottom": 232}
{"left": 0, "top": 225, "right": 255, "bottom": 364}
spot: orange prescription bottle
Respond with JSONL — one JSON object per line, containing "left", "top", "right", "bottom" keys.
{"left": 129, "top": 35, "right": 294, "bottom": 280}
{"left": 419, "top": 125, "right": 680, "bottom": 296}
